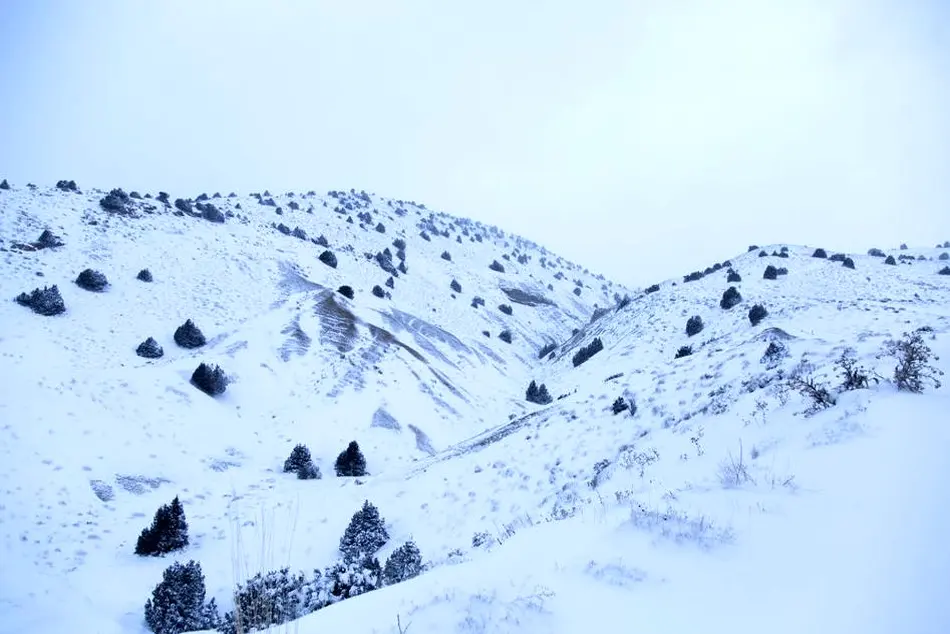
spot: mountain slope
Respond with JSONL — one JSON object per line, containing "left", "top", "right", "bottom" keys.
{"left": 1, "top": 180, "right": 949, "bottom": 634}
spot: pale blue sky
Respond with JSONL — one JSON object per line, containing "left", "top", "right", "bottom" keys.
{"left": 1, "top": 0, "right": 948, "bottom": 286}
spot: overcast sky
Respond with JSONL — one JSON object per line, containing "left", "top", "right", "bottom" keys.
{"left": 1, "top": 1, "right": 948, "bottom": 287}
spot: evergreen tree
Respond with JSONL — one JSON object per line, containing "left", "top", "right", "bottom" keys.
{"left": 339, "top": 500, "right": 389, "bottom": 563}
{"left": 136, "top": 496, "right": 188, "bottom": 556}
{"left": 144, "top": 560, "right": 218, "bottom": 634}
{"left": 283, "top": 444, "right": 312, "bottom": 474}
{"left": 335, "top": 441, "right": 367, "bottom": 477}
{"left": 382, "top": 541, "right": 423, "bottom": 585}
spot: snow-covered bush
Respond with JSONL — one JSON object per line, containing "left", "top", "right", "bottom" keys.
{"left": 489, "top": 260, "right": 506, "bottom": 273}
{"left": 572, "top": 337, "right": 603, "bottom": 367}
{"left": 748, "top": 304, "right": 768, "bottom": 326}
{"left": 75, "top": 268, "right": 109, "bottom": 292}
{"left": 337, "top": 285, "right": 355, "bottom": 299}
{"left": 15, "top": 285, "right": 66, "bottom": 315}
{"left": 174, "top": 319, "right": 206, "bottom": 348}
{"left": 382, "top": 541, "right": 423, "bottom": 585}
{"left": 284, "top": 444, "right": 320, "bottom": 479}
{"left": 136, "top": 337, "right": 164, "bottom": 359}
{"left": 726, "top": 269, "right": 742, "bottom": 283}
{"left": 835, "top": 348, "right": 870, "bottom": 391}
{"left": 720, "top": 286, "right": 742, "bottom": 309}
{"left": 499, "top": 330, "right": 513, "bottom": 343}
{"left": 339, "top": 500, "right": 389, "bottom": 563}
{"left": 100, "top": 188, "right": 131, "bottom": 213}
{"left": 685, "top": 315, "right": 703, "bottom": 337}
{"left": 219, "top": 568, "right": 309, "bottom": 634}
{"left": 674, "top": 345, "right": 693, "bottom": 359}
{"left": 144, "top": 561, "right": 218, "bottom": 634}
{"left": 319, "top": 250, "right": 338, "bottom": 268}
{"left": 137, "top": 268, "right": 153, "bottom": 282}
{"left": 884, "top": 331, "right": 943, "bottom": 393}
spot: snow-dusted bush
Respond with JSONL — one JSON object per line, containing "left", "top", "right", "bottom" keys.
{"left": 748, "top": 304, "right": 768, "bottom": 326}
{"left": 174, "top": 198, "right": 193, "bottom": 214}
{"left": 15, "top": 285, "right": 66, "bottom": 316}
{"left": 611, "top": 396, "right": 630, "bottom": 415}
{"left": 683, "top": 270, "right": 704, "bottom": 283}
{"left": 337, "top": 285, "right": 355, "bottom": 299}
{"left": 284, "top": 443, "right": 320, "bottom": 479}
{"left": 884, "top": 331, "right": 943, "bottom": 393}
{"left": 787, "top": 363, "right": 837, "bottom": 414}
{"left": 136, "top": 337, "right": 164, "bottom": 359}
{"left": 371, "top": 285, "right": 385, "bottom": 298}
{"left": 339, "top": 500, "right": 389, "bottom": 563}
{"left": 763, "top": 265, "right": 778, "bottom": 280}
{"left": 842, "top": 257, "right": 856, "bottom": 269}
{"left": 219, "top": 568, "right": 309, "bottom": 634}
{"left": 572, "top": 337, "right": 603, "bottom": 367}
{"left": 100, "top": 188, "right": 131, "bottom": 213}
{"left": 884, "top": 255, "right": 897, "bottom": 265}
{"left": 319, "top": 250, "right": 338, "bottom": 268}
{"left": 499, "top": 329, "right": 513, "bottom": 343}
{"left": 441, "top": 250, "right": 452, "bottom": 261}
{"left": 450, "top": 279, "right": 461, "bottom": 293}
{"left": 812, "top": 248, "right": 828, "bottom": 258}
{"left": 538, "top": 341, "right": 557, "bottom": 359}
{"left": 75, "top": 268, "right": 109, "bottom": 292}
{"left": 674, "top": 345, "right": 693, "bottom": 359}
{"left": 835, "top": 348, "right": 869, "bottom": 391}
{"left": 382, "top": 541, "right": 423, "bottom": 586}
{"left": 939, "top": 252, "right": 949, "bottom": 261}
{"left": 644, "top": 283, "right": 660, "bottom": 294}
{"left": 191, "top": 362, "right": 228, "bottom": 396}
{"left": 525, "top": 380, "right": 552, "bottom": 405}
{"left": 34, "top": 229, "right": 64, "bottom": 249}
{"left": 726, "top": 269, "right": 742, "bottom": 283}
{"left": 0, "top": 179, "right": 9, "bottom": 190}
{"left": 471, "top": 296, "right": 485, "bottom": 308}
{"left": 137, "top": 268, "right": 153, "bottom": 282}
{"left": 625, "top": 500, "right": 734, "bottom": 550}
{"left": 720, "top": 286, "right": 742, "bottom": 309}
{"left": 685, "top": 315, "right": 704, "bottom": 337}
{"left": 489, "top": 260, "right": 506, "bottom": 273}
{"left": 760, "top": 341, "right": 788, "bottom": 368}
{"left": 498, "top": 303, "right": 513, "bottom": 315}
{"left": 144, "top": 560, "right": 218, "bottom": 634}
{"left": 174, "top": 319, "right": 206, "bottom": 348}
{"left": 135, "top": 496, "right": 189, "bottom": 556}
{"left": 335, "top": 440, "right": 367, "bottom": 477}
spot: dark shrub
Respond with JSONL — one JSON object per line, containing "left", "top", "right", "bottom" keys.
{"left": 572, "top": 337, "right": 604, "bottom": 367}
{"left": 674, "top": 345, "right": 693, "bottom": 359}
{"left": 191, "top": 363, "right": 228, "bottom": 396}
{"left": 174, "top": 198, "right": 193, "bottom": 214}
{"left": 156, "top": 191, "right": 170, "bottom": 204}
{"left": 573, "top": 287, "right": 582, "bottom": 296}
{"left": 683, "top": 271, "right": 704, "bottom": 283}
{"left": 397, "top": 260, "right": 408, "bottom": 275}
{"left": 337, "top": 285, "right": 355, "bottom": 299}
{"left": 525, "top": 380, "right": 552, "bottom": 405}
{"left": 776, "top": 251, "right": 789, "bottom": 258}
{"left": 940, "top": 253, "right": 949, "bottom": 261}
{"left": 371, "top": 285, "right": 385, "bottom": 298}
{"left": 829, "top": 253, "right": 846, "bottom": 262}
{"left": 276, "top": 223, "right": 291, "bottom": 235}
{"left": 758, "top": 250, "right": 767, "bottom": 257}
{"left": 100, "top": 188, "right": 131, "bottom": 213}
{"left": 284, "top": 444, "right": 320, "bottom": 479}
{"left": 812, "top": 248, "right": 828, "bottom": 258}
{"left": 489, "top": 260, "right": 506, "bottom": 273}
{"left": 201, "top": 204, "right": 225, "bottom": 223}
{"left": 748, "top": 304, "right": 768, "bottom": 326}
{"left": 720, "top": 286, "right": 742, "bottom": 310}
{"left": 726, "top": 269, "right": 742, "bottom": 283}
{"left": 220, "top": 568, "right": 307, "bottom": 634}
{"left": 747, "top": 245, "right": 759, "bottom": 252}
{"left": 884, "top": 255, "right": 897, "bottom": 265}
{"left": 900, "top": 243, "right": 908, "bottom": 250}
{"left": 136, "top": 496, "right": 189, "bottom": 556}
{"left": 788, "top": 366, "right": 837, "bottom": 414}
{"left": 776, "top": 267, "right": 788, "bottom": 276}
{"left": 136, "top": 337, "right": 164, "bottom": 359}
{"left": 471, "top": 296, "right": 485, "bottom": 308}
{"left": 382, "top": 541, "right": 423, "bottom": 586}
{"left": 761, "top": 341, "right": 788, "bottom": 367}
{"left": 498, "top": 304, "right": 513, "bottom": 315}
{"left": 335, "top": 440, "right": 367, "bottom": 477}
{"left": 498, "top": 330, "right": 513, "bottom": 343}
{"left": 319, "top": 250, "right": 338, "bottom": 268}
{"left": 35, "top": 229, "right": 64, "bottom": 249}
{"left": 15, "top": 285, "right": 66, "bottom": 315}
{"left": 137, "top": 268, "right": 153, "bottom": 282}
{"left": 835, "top": 349, "right": 869, "bottom": 391}
{"left": 644, "top": 284, "right": 660, "bottom": 294}
{"left": 315, "top": 235, "right": 330, "bottom": 248}
{"left": 174, "top": 319, "right": 206, "bottom": 348}
{"left": 339, "top": 500, "right": 388, "bottom": 563}
{"left": 0, "top": 179, "right": 9, "bottom": 190}
{"left": 441, "top": 251, "right": 452, "bottom": 261}
{"left": 611, "top": 396, "right": 629, "bottom": 415}
{"left": 939, "top": 266, "right": 950, "bottom": 275}
{"left": 56, "top": 179, "right": 79, "bottom": 192}
{"left": 450, "top": 279, "right": 461, "bottom": 293}
{"left": 842, "top": 257, "right": 855, "bottom": 269}
{"left": 144, "top": 560, "right": 218, "bottom": 634}
{"left": 538, "top": 341, "right": 557, "bottom": 359}
{"left": 385, "top": 276, "right": 395, "bottom": 288}
{"left": 868, "top": 248, "right": 886, "bottom": 257}
{"left": 686, "top": 315, "right": 704, "bottom": 337}
{"left": 375, "top": 222, "right": 386, "bottom": 233}
{"left": 75, "top": 268, "right": 109, "bottom": 292}
{"left": 763, "top": 265, "right": 778, "bottom": 280}
{"left": 392, "top": 238, "right": 406, "bottom": 250}
{"left": 885, "top": 331, "right": 943, "bottom": 392}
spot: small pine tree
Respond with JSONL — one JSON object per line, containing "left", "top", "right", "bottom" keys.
{"left": 748, "top": 304, "right": 768, "bottom": 326}
{"left": 812, "top": 248, "right": 828, "bottom": 258}
{"left": 382, "top": 541, "right": 423, "bottom": 585}
{"left": 450, "top": 279, "right": 462, "bottom": 293}
{"left": 726, "top": 269, "right": 742, "bottom": 283}
{"left": 763, "top": 265, "right": 778, "bottom": 280}
{"left": 283, "top": 444, "right": 320, "bottom": 479}
{"left": 674, "top": 345, "right": 693, "bottom": 359}
{"left": 136, "top": 496, "right": 189, "bottom": 556}
{"left": 191, "top": 362, "right": 228, "bottom": 396}
{"left": 339, "top": 500, "right": 389, "bottom": 563}
{"left": 174, "top": 319, "right": 206, "bottom": 348}
{"left": 144, "top": 560, "right": 218, "bottom": 634}
{"left": 720, "top": 286, "right": 742, "bottom": 310}
{"left": 335, "top": 441, "right": 367, "bottom": 477}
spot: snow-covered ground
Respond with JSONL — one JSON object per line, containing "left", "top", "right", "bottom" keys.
{"left": 1, "top": 181, "right": 948, "bottom": 633}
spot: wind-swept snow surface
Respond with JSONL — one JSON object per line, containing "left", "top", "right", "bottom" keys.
{"left": 1, "top": 182, "right": 948, "bottom": 633}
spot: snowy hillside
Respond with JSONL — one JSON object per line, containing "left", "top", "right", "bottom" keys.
{"left": 1, "top": 179, "right": 949, "bottom": 634}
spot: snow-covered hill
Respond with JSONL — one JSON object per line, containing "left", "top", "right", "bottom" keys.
{"left": 1, "top": 180, "right": 949, "bottom": 634}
